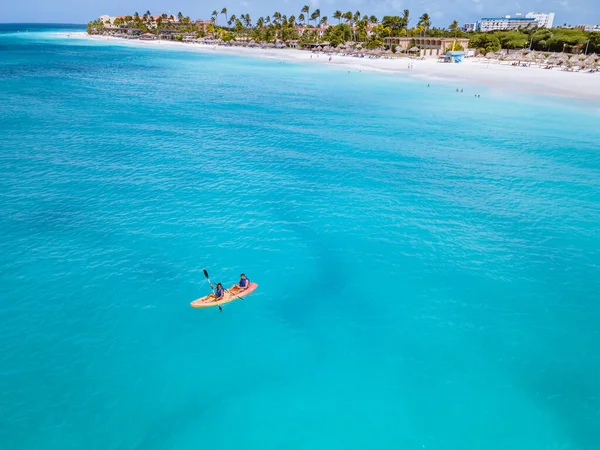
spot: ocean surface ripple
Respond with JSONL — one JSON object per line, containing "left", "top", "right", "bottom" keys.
{"left": 1, "top": 25, "right": 600, "bottom": 450}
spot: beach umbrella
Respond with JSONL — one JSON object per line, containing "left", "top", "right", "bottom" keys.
{"left": 409, "top": 46, "right": 420, "bottom": 53}
{"left": 546, "top": 54, "right": 561, "bottom": 64}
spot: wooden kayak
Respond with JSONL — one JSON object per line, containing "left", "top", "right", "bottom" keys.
{"left": 190, "top": 282, "right": 258, "bottom": 308}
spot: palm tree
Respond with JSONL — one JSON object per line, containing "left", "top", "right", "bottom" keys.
{"left": 418, "top": 13, "right": 431, "bottom": 35}
{"left": 343, "top": 11, "right": 353, "bottom": 40}
{"left": 211, "top": 10, "right": 218, "bottom": 24}
{"left": 134, "top": 12, "right": 140, "bottom": 20}
{"left": 402, "top": 9, "right": 410, "bottom": 28}
{"left": 228, "top": 14, "right": 237, "bottom": 27}
{"left": 301, "top": 5, "right": 310, "bottom": 25}
{"left": 334, "top": 10, "right": 342, "bottom": 24}
{"left": 353, "top": 10, "right": 361, "bottom": 39}
{"left": 256, "top": 17, "right": 264, "bottom": 29}
{"left": 310, "top": 9, "right": 320, "bottom": 27}
{"left": 177, "top": 12, "right": 184, "bottom": 22}
{"left": 221, "top": 8, "right": 228, "bottom": 26}
{"left": 243, "top": 14, "right": 252, "bottom": 28}
{"left": 298, "top": 13, "right": 305, "bottom": 26}
{"left": 265, "top": 15, "right": 271, "bottom": 26}
{"left": 321, "top": 16, "right": 328, "bottom": 26}
{"left": 273, "top": 11, "right": 282, "bottom": 25}
{"left": 449, "top": 20, "right": 459, "bottom": 31}
{"left": 369, "top": 15, "right": 378, "bottom": 24}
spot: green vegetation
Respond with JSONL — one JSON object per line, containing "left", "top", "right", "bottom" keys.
{"left": 467, "top": 27, "right": 600, "bottom": 54}
{"left": 87, "top": 8, "right": 600, "bottom": 55}
{"left": 468, "top": 34, "right": 501, "bottom": 54}
{"left": 88, "top": 11, "right": 200, "bottom": 37}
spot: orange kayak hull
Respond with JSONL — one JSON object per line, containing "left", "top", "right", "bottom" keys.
{"left": 190, "top": 282, "right": 258, "bottom": 308}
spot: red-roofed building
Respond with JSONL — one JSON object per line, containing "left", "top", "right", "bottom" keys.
{"left": 195, "top": 19, "right": 211, "bottom": 32}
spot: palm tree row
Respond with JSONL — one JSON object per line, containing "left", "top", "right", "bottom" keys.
{"left": 91, "top": 6, "right": 460, "bottom": 45}
{"left": 208, "top": 6, "right": 439, "bottom": 34}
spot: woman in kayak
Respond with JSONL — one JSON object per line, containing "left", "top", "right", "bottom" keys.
{"left": 236, "top": 273, "right": 249, "bottom": 290}
{"left": 212, "top": 282, "right": 225, "bottom": 301}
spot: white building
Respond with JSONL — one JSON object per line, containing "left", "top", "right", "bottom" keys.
{"left": 462, "top": 23, "right": 477, "bottom": 32}
{"left": 478, "top": 16, "right": 536, "bottom": 32}
{"left": 577, "top": 24, "right": 600, "bottom": 32}
{"left": 525, "top": 12, "right": 555, "bottom": 28}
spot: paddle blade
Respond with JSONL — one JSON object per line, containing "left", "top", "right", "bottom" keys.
{"left": 203, "top": 269, "right": 209, "bottom": 279}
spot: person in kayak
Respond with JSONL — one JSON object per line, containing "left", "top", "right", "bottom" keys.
{"left": 211, "top": 282, "right": 225, "bottom": 301}
{"left": 236, "top": 273, "right": 249, "bottom": 291}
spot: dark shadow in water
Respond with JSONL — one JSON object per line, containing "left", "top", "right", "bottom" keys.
{"left": 518, "top": 360, "right": 600, "bottom": 450}
{"left": 267, "top": 198, "right": 349, "bottom": 326}
{"left": 132, "top": 389, "right": 230, "bottom": 450}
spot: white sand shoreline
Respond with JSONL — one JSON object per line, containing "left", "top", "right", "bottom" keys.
{"left": 69, "top": 33, "right": 600, "bottom": 101}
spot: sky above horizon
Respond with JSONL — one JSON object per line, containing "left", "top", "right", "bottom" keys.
{"left": 1, "top": 0, "right": 598, "bottom": 27}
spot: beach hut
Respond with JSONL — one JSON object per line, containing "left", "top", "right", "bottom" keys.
{"left": 524, "top": 52, "right": 537, "bottom": 62}
{"left": 409, "top": 46, "right": 420, "bottom": 54}
{"left": 583, "top": 55, "right": 595, "bottom": 65}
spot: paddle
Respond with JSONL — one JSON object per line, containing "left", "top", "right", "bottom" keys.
{"left": 203, "top": 269, "right": 222, "bottom": 312}
{"left": 225, "top": 286, "right": 245, "bottom": 303}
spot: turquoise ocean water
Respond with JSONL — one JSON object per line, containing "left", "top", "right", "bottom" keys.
{"left": 1, "top": 24, "right": 600, "bottom": 450}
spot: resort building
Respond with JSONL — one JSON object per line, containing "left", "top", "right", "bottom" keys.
{"left": 577, "top": 24, "right": 600, "bottom": 32}
{"left": 383, "top": 37, "right": 470, "bottom": 57}
{"left": 296, "top": 24, "right": 331, "bottom": 39}
{"left": 195, "top": 20, "right": 211, "bottom": 33}
{"left": 525, "top": 12, "right": 555, "bottom": 28}
{"left": 478, "top": 16, "right": 536, "bottom": 32}
{"left": 462, "top": 23, "right": 477, "bottom": 32}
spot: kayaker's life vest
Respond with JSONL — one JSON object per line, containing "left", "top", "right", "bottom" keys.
{"left": 216, "top": 287, "right": 224, "bottom": 297}
{"left": 240, "top": 278, "right": 249, "bottom": 287}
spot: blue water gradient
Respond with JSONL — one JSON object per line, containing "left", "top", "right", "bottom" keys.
{"left": 1, "top": 26, "right": 600, "bottom": 450}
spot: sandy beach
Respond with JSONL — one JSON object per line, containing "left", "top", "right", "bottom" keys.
{"left": 75, "top": 33, "right": 600, "bottom": 101}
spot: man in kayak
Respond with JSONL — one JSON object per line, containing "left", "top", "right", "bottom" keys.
{"left": 211, "top": 282, "right": 225, "bottom": 301}
{"left": 236, "top": 273, "right": 249, "bottom": 291}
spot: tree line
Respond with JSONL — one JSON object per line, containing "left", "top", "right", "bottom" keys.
{"left": 88, "top": 8, "right": 600, "bottom": 54}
